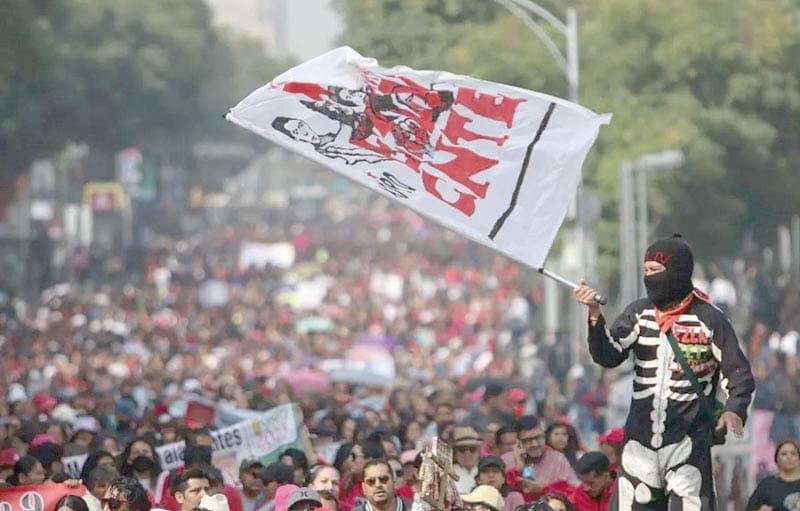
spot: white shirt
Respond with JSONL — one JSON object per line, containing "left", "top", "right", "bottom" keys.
{"left": 453, "top": 465, "right": 478, "bottom": 494}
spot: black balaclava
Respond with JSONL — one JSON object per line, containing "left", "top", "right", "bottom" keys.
{"left": 643, "top": 234, "right": 694, "bottom": 309}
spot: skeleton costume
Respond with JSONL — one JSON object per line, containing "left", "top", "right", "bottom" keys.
{"left": 587, "top": 235, "right": 754, "bottom": 510}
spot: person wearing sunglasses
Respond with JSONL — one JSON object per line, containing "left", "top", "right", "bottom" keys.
{"left": 101, "top": 476, "right": 151, "bottom": 511}
{"left": 450, "top": 426, "right": 483, "bottom": 495}
{"left": 355, "top": 459, "right": 411, "bottom": 511}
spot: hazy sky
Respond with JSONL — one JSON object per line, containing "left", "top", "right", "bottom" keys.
{"left": 207, "top": 0, "right": 343, "bottom": 62}
{"left": 284, "top": 0, "right": 343, "bottom": 60}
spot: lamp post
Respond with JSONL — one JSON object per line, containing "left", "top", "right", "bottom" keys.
{"left": 493, "top": 0, "right": 579, "bottom": 102}
{"left": 492, "top": 0, "right": 584, "bottom": 339}
{"left": 619, "top": 150, "right": 685, "bottom": 305}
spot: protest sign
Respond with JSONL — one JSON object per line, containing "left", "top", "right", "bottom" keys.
{"left": 0, "top": 483, "right": 84, "bottom": 511}
{"left": 63, "top": 404, "right": 301, "bottom": 475}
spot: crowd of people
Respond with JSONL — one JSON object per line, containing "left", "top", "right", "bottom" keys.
{"left": 1, "top": 192, "right": 800, "bottom": 511}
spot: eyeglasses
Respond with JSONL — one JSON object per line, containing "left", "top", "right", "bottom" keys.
{"left": 364, "top": 475, "right": 392, "bottom": 486}
{"left": 101, "top": 498, "right": 128, "bottom": 511}
{"left": 455, "top": 446, "right": 478, "bottom": 453}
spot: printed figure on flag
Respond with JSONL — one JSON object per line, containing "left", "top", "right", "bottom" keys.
{"left": 227, "top": 47, "right": 611, "bottom": 271}
{"left": 273, "top": 72, "right": 515, "bottom": 214}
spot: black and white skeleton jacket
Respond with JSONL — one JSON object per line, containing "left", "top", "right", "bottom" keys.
{"left": 587, "top": 297, "right": 755, "bottom": 449}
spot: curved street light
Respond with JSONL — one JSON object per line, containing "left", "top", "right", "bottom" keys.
{"left": 493, "top": 0, "right": 579, "bottom": 102}
{"left": 492, "top": 0, "right": 584, "bottom": 338}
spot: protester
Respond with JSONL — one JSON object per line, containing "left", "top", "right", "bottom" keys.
{"left": 474, "top": 456, "right": 524, "bottom": 511}
{"left": 574, "top": 234, "right": 756, "bottom": 509}
{"left": 504, "top": 415, "right": 579, "bottom": 501}
{"left": 544, "top": 423, "right": 582, "bottom": 471}
{"left": 596, "top": 429, "right": 623, "bottom": 475}
{"left": 240, "top": 460, "right": 267, "bottom": 511}
{"left": 306, "top": 466, "right": 341, "bottom": 495}
{"left": 746, "top": 440, "right": 800, "bottom": 511}
{"left": 450, "top": 426, "right": 482, "bottom": 494}
{"left": 255, "top": 463, "right": 296, "bottom": 511}
{"left": 80, "top": 450, "right": 117, "bottom": 487}
{"left": 172, "top": 468, "right": 211, "bottom": 511}
{"left": 9, "top": 455, "right": 47, "bottom": 486}
{"left": 566, "top": 452, "right": 614, "bottom": 511}
{"left": 286, "top": 488, "right": 322, "bottom": 511}
{"left": 117, "top": 437, "right": 162, "bottom": 496}
{"left": 355, "top": 459, "right": 411, "bottom": 511}
{"left": 493, "top": 425, "right": 517, "bottom": 458}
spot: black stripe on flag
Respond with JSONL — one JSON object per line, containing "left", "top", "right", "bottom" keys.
{"left": 489, "top": 101, "right": 556, "bottom": 240}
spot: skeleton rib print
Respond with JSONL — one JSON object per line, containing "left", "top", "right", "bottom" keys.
{"left": 587, "top": 296, "right": 754, "bottom": 452}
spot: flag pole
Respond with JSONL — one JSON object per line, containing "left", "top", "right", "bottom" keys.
{"left": 538, "top": 267, "right": 608, "bottom": 305}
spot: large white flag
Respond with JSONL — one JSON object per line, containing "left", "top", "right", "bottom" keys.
{"left": 227, "top": 47, "right": 610, "bottom": 268}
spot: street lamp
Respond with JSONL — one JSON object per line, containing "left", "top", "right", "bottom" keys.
{"left": 493, "top": 0, "right": 579, "bottom": 102}
{"left": 619, "top": 150, "right": 685, "bottom": 305}
{"left": 492, "top": 0, "right": 584, "bottom": 338}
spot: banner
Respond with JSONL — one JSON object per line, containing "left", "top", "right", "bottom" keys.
{"left": 63, "top": 404, "right": 300, "bottom": 476}
{"left": 227, "top": 47, "right": 610, "bottom": 269}
{"left": 0, "top": 483, "right": 84, "bottom": 511}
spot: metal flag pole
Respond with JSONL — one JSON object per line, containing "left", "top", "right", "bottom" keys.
{"left": 538, "top": 267, "right": 608, "bottom": 305}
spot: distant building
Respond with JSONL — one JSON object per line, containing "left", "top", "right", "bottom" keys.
{"left": 205, "top": 0, "right": 342, "bottom": 61}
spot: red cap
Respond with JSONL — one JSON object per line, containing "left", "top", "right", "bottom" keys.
{"left": 30, "top": 433, "right": 57, "bottom": 448}
{"left": 32, "top": 394, "right": 58, "bottom": 413}
{"left": 598, "top": 428, "right": 625, "bottom": 445}
{"left": 0, "top": 448, "right": 20, "bottom": 466}
{"left": 506, "top": 387, "right": 527, "bottom": 403}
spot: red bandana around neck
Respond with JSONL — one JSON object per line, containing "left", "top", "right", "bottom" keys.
{"left": 654, "top": 288, "right": 710, "bottom": 333}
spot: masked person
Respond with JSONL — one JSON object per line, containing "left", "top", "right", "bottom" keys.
{"left": 573, "top": 234, "right": 754, "bottom": 510}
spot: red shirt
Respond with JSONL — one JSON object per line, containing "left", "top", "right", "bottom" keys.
{"left": 339, "top": 474, "right": 365, "bottom": 511}
{"left": 567, "top": 483, "right": 614, "bottom": 511}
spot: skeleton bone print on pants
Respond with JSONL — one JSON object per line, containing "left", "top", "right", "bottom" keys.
{"left": 588, "top": 295, "right": 754, "bottom": 510}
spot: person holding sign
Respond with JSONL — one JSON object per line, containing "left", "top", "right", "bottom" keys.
{"left": 573, "top": 234, "right": 755, "bottom": 510}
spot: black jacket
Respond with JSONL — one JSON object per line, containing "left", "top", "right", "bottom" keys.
{"left": 587, "top": 296, "right": 755, "bottom": 448}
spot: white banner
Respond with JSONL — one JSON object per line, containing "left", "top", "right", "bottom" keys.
{"left": 227, "top": 47, "right": 610, "bottom": 269}
{"left": 63, "top": 404, "right": 299, "bottom": 476}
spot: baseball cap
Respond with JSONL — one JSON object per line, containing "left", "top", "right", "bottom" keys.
{"left": 287, "top": 488, "right": 322, "bottom": 510}
{"left": 461, "top": 485, "right": 504, "bottom": 511}
{"left": 597, "top": 428, "right": 624, "bottom": 446}
{"left": 478, "top": 456, "right": 506, "bottom": 473}
{"left": 0, "top": 448, "right": 20, "bottom": 467}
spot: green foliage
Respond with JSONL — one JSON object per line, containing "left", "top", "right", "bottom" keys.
{"left": 0, "top": 0, "right": 288, "bottom": 181}
{"left": 335, "top": 0, "right": 800, "bottom": 283}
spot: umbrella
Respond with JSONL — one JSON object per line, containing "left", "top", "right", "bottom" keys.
{"left": 355, "top": 333, "right": 401, "bottom": 349}
{"left": 294, "top": 316, "right": 334, "bottom": 333}
{"left": 281, "top": 369, "right": 331, "bottom": 394}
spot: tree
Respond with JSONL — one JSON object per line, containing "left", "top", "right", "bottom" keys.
{"left": 333, "top": 0, "right": 800, "bottom": 281}
{"left": 0, "top": 0, "right": 291, "bottom": 185}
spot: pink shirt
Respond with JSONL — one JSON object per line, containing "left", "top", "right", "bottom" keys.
{"left": 502, "top": 448, "right": 580, "bottom": 488}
